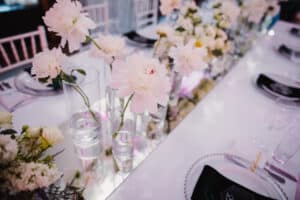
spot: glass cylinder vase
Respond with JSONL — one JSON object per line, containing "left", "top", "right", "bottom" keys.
{"left": 63, "top": 66, "right": 103, "bottom": 161}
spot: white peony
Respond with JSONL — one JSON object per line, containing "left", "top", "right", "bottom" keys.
{"left": 25, "top": 127, "right": 42, "bottom": 137}
{"left": 0, "top": 112, "right": 12, "bottom": 129}
{"left": 7, "top": 162, "right": 61, "bottom": 192}
{"left": 176, "top": 15, "right": 194, "bottom": 34}
{"left": 0, "top": 135, "right": 18, "bottom": 164}
{"left": 31, "top": 48, "right": 66, "bottom": 80}
{"left": 43, "top": 0, "right": 96, "bottom": 52}
{"left": 89, "top": 34, "right": 127, "bottom": 65}
{"left": 41, "top": 127, "right": 64, "bottom": 146}
{"left": 169, "top": 40, "right": 208, "bottom": 76}
{"left": 160, "top": 0, "right": 181, "bottom": 16}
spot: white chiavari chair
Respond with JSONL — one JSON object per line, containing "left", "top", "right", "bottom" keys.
{"left": 134, "top": 0, "right": 158, "bottom": 30}
{"left": 0, "top": 26, "right": 48, "bottom": 74}
{"left": 82, "top": 2, "right": 110, "bottom": 36}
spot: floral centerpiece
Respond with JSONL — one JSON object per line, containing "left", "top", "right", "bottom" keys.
{"left": 0, "top": 112, "right": 68, "bottom": 199}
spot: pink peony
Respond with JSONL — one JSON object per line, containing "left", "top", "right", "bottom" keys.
{"left": 89, "top": 34, "right": 127, "bottom": 65}
{"left": 43, "top": 0, "right": 96, "bottom": 52}
{"left": 31, "top": 48, "right": 66, "bottom": 80}
{"left": 110, "top": 53, "right": 171, "bottom": 114}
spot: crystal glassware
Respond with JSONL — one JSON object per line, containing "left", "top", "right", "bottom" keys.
{"left": 147, "top": 104, "right": 168, "bottom": 143}
{"left": 169, "top": 71, "right": 183, "bottom": 107}
{"left": 272, "top": 120, "right": 300, "bottom": 165}
{"left": 112, "top": 130, "right": 134, "bottom": 173}
{"left": 63, "top": 66, "right": 103, "bottom": 160}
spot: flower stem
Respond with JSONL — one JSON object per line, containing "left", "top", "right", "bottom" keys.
{"left": 115, "top": 93, "right": 134, "bottom": 136}
{"left": 86, "top": 35, "right": 102, "bottom": 50}
{"left": 72, "top": 85, "right": 100, "bottom": 123}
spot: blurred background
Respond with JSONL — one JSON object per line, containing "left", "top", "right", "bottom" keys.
{"left": 0, "top": 0, "right": 299, "bottom": 54}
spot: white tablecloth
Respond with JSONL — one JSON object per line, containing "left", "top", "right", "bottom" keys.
{"left": 3, "top": 21, "right": 300, "bottom": 199}
{"left": 106, "top": 21, "right": 300, "bottom": 200}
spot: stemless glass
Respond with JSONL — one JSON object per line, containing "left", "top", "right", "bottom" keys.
{"left": 272, "top": 121, "right": 300, "bottom": 165}
{"left": 112, "top": 130, "right": 134, "bottom": 173}
{"left": 169, "top": 71, "right": 183, "bottom": 107}
{"left": 63, "top": 66, "right": 103, "bottom": 160}
{"left": 148, "top": 104, "right": 168, "bottom": 143}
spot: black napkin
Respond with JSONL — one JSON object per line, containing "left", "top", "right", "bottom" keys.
{"left": 123, "top": 31, "right": 156, "bottom": 47}
{"left": 192, "top": 166, "right": 276, "bottom": 200}
{"left": 256, "top": 74, "right": 300, "bottom": 101}
{"left": 290, "top": 27, "right": 300, "bottom": 38}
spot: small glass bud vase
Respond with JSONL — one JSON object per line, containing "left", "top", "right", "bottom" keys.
{"left": 63, "top": 66, "right": 103, "bottom": 160}
{"left": 169, "top": 70, "right": 183, "bottom": 107}
{"left": 147, "top": 104, "right": 168, "bottom": 143}
{"left": 112, "top": 130, "right": 134, "bottom": 174}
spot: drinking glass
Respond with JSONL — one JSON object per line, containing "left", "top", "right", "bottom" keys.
{"left": 112, "top": 130, "right": 134, "bottom": 173}
{"left": 63, "top": 66, "right": 103, "bottom": 160}
{"left": 148, "top": 104, "right": 168, "bottom": 143}
{"left": 272, "top": 120, "right": 300, "bottom": 165}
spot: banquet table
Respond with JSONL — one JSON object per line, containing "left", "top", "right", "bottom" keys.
{"left": 1, "top": 20, "right": 300, "bottom": 199}
{"left": 106, "top": 21, "right": 300, "bottom": 200}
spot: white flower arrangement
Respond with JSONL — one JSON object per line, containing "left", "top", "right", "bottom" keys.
{"left": 0, "top": 112, "right": 64, "bottom": 197}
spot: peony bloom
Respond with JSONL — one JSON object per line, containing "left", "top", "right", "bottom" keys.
{"left": 110, "top": 53, "right": 171, "bottom": 114}
{"left": 7, "top": 162, "right": 60, "bottom": 192}
{"left": 31, "top": 48, "right": 66, "bottom": 80}
{"left": 43, "top": 0, "right": 96, "bottom": 52}
{"left": 42, "top": 127, "right": 64, "bottom": 146}
{"left": 169, "top": 40, "right": 208, "bottom": 76}
{"left": 176, "top": 15, "right": 194, "bottom": 34}
{"left": 0, "top": 112, "right": 13, "bottom": 129}
{"left": 160, "top": 0, "right": 181, "bottom": 16}
{"left": 89, "top": 34, "right": 127, "bottom": 65}
{"left": 0, "top": 135, "right": 18, "bottom": 164}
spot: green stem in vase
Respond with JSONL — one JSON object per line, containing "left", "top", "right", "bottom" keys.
{"left": 113, "top": 93, "right": 134, "bottom": 138}
{"left": 72, "top": 85, "right": 100, "bottom": 123}
{"left": 86, "top": 35, "right": 102, "bottom": 50}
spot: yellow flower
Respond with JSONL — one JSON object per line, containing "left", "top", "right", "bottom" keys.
{"left": 194, "top": 40, "right": 202, "bottom": 48}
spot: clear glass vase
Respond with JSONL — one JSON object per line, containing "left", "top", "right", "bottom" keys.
{"left": 63, "top": 67, "right": 103, "bottom": 161}
{"left": 169, "top": 71, "right": 183, "bottom": 107}
{"left": 112, "top": 130, "right": 134, "bottom": 174}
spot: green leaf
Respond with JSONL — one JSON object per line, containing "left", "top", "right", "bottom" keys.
{"left": 21, "top": 125, "right": 29, "bottom": 134}
{"left": 213, "top": 3, "right": 221, "bottom": 9}
{"left": 38, "top": 77, "right": 49, "bottom": 83}
{"left": 61, "top": 72, "right": 77, "bottom": 84}
{"left": 49, "top": 76, "right": 63, "bottom": 91}
{"left": 175, "top": 26, "right": 186, "bottom": 32}
{"left": 212, "top": 49, "right": 224, "bottom": 57}
{"left": 74, "top": 69, "right": 86, "bottom": 76}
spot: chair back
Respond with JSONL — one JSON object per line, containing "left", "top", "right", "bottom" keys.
{"left": 82, "top": 2, "right": 110, "bottom": 36}
{"left": 0, "top": 26, "right": 48, "bottom": 74}
{"left": 134, "top": 0, "right": 158, "bottom": 30}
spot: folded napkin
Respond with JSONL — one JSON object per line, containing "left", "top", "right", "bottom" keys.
{"left": 290, "top": 27, "right": 300, "bottom": 38}
{"left": 256, "top": 74, "right": 300, "bottom": 101}
{"left": 123, "top": 31, "right": 156, "bottom": 47}
{"left": 192, "top": 165, "right": 276, "bottom": 200}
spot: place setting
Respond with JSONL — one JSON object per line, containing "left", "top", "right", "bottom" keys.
{"left": 0, "top": 0, "right": 300, "bottom": 199}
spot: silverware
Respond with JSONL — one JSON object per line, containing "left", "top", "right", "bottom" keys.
{"left": 225, "top": 155, "right": 286, "bottom": 184}
{"left": 266, "top": 162, "right": 298, "bottom": 183}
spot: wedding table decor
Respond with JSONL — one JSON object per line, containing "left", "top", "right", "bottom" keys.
{"left": 0, "top": 0, "right": 290, "bottom": 199}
